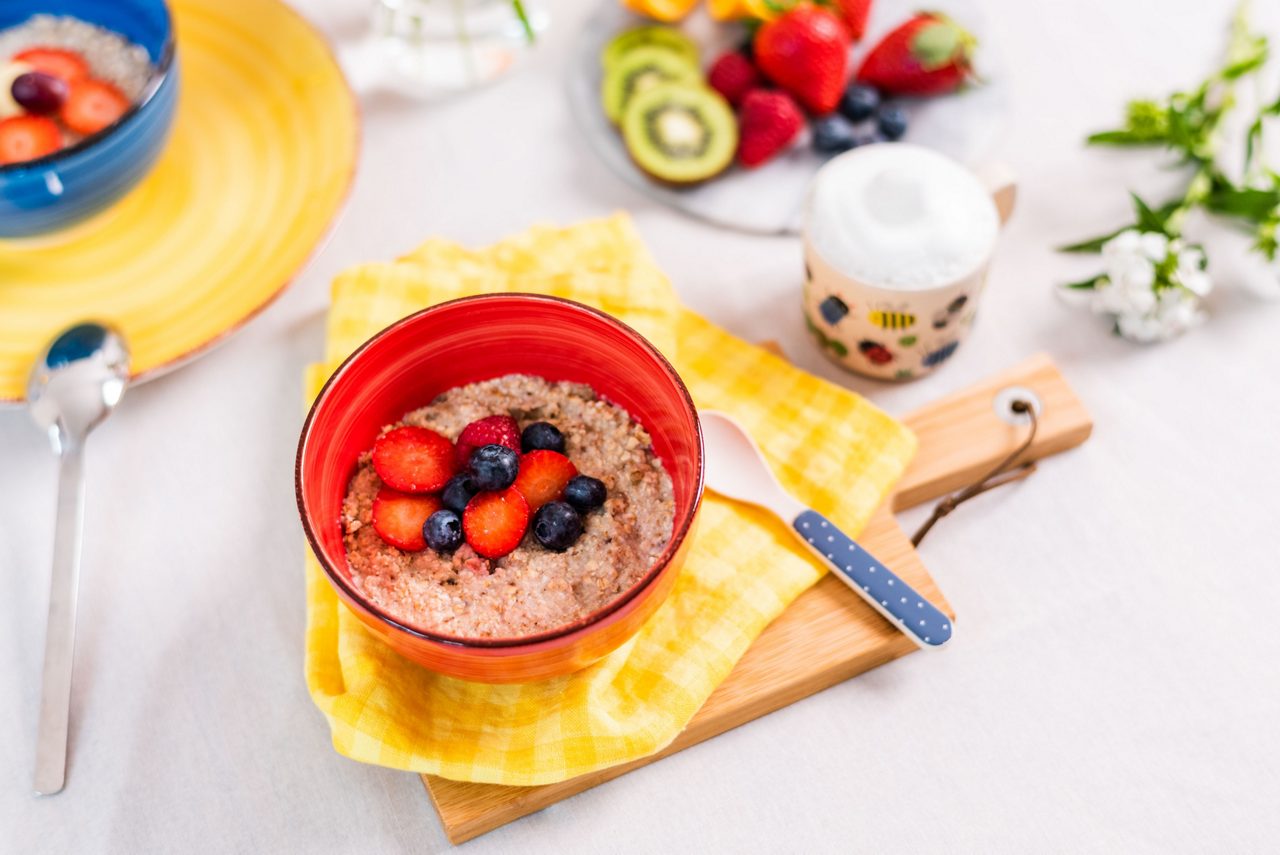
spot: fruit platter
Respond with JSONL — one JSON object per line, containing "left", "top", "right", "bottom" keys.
{"left": 568, "top": 0, "right": 1009, "bottom": 234}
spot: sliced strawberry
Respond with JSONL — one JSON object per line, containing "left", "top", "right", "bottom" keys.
{"left": 372, "top": 425, "right": 458, "bottom": 493}
{"left": 0, "top": 115, "right": 61, "bottom": 164}
{"left": 463, "top": 487, "right": 530, "bottom": 559}
{"left": 13, "top": 47, "right": 90, "bottom": 85}
{"left": 371, "top": 488, "right": 441, "bottom": 552}
{"left": 61, "top": 78, "right": 129, "bottom": 136}
{"left": 512, "top": 450, "right": 578, "bottom": 511}
{"left": 455, "top": 414, "right": 521, "bottom": 466}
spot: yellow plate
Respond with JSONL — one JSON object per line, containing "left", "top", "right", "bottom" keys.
{"left": 0, "top": 0, "right": 358, "bottom": 403}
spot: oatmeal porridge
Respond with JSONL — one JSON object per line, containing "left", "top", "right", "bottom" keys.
{"left": 342, "top": 374, "right": 676, "bottom": 639}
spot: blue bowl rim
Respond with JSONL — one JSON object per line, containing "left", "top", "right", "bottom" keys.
{"left": 0, "top": 7, "right": 176, "bottom": 175}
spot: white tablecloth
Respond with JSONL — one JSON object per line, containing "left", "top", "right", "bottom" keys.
{"left": 5, "top": 0, "right": 1280, "bottom": 851}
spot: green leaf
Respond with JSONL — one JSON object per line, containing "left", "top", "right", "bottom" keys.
{"left": 1058, "top": 224, "right": 1132, "bottom": 254}
{"left": 1131, "top": 192, "right": 1172, "bottom": 233}
{"left": 1063, "top": 275, "right": 1106, "bottom": 290}
{"left": 1086, "top": 130, "right": 1161, "bottom": 147}
{"left": 1204, "top": 185, "right": 1280, "bottom": 221}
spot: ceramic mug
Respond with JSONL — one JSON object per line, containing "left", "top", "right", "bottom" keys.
{"left": 802, "top": 144, "right": 1015, "bottom": 381}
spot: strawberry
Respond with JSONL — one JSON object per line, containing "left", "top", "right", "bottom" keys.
{"left": 737, "top": 90, "right": 804, "bottom": 168}
{"left": 13, "top": 47, "right": 89, "bottom": 85}
{"left": 61, "top": 78, "right": 129, "bottom": 136}
{"left": 0, "top": 115, "right": 60, "bottom": 164}
{"left": 834, "top": 0, "right": 872, "bottom": 40}
{"left": 371, "top": 488, "right": 442, "bottom": 552}
{"left": 707, "top": 52, "right": 760, "bottom": 108}
{"left": 455, "top": 414, "right": 521, "bottom": 466}
{"left": 512, "top": 450, "right": 578, "bottom": 511}
{"left": 372, "top": 425, "right": 458, "bottom": 493}
{"left": 463, "top": 487, "right": 530, "bottom": 559}
{"left": 855, "top": 13, "right": 976, "bottom": 96}
{"left": 754, "top": 5, "right": 850, "bottom": 115}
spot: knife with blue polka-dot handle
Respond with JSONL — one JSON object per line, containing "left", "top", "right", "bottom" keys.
{"left": 700, "top": 411, "right": 952, "bottom": 650}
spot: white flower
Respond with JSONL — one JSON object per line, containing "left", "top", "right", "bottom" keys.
{"left": 1172, "top": 244, "right": 1212, "bottom": 296}
{"left": 1138, "top": 231, "right": 1170, "bottom": 261}
{"left": 1101, "top": 229, "right": 1142, "bottom": 260}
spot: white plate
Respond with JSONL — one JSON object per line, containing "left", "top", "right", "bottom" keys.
{"left": 568, "top": 0, "right": 1011, "bottom": 235}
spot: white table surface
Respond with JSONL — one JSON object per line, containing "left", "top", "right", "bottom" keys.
{"left": 5, "top": 0, "right": 1280, "bottom": 851}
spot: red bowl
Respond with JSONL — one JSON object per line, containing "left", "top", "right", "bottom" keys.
{"left": 296, "top": 294, "right": 704, "bottom": 683}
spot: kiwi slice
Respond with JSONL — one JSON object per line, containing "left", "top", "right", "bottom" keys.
{"left": 601, "top": 26, "right": 699, "bottom": 72}
{"left": 602, "top": 46, "right": 702, "bottom": 125}
{"left": 622, "top": 83, "right": 737, "bottom": 186}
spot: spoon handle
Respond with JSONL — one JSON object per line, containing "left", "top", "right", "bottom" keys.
{"left": 792, "top": 509, "right": 952, "bottom": 649}
{"left": 34, "top": 444, "right": 86, "bottom": 796}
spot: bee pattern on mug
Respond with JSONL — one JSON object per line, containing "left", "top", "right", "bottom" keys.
{"left": 867, "top": 301, "right": 917, "bottom": 331}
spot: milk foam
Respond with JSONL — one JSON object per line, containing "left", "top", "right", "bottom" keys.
{"left": 806, "top": 145, "right": 999, "bottom": 291}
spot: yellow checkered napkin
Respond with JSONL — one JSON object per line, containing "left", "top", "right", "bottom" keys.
{"left": 304, "top": 214, "right": 916, "bottom": 786}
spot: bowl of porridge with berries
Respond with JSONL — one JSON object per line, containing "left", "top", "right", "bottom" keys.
{"left": 298, "top": 294, "right": 704, "bottom": 683}
{"left": 0, "top": 0, "right": 176, "bottom": 236}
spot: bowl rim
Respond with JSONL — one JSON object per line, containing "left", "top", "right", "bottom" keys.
{"left": 0, "top": 5, "right": 176, "bottom": 176}
{"left": 295, "top": 292, "right": 706, "bottom": 650}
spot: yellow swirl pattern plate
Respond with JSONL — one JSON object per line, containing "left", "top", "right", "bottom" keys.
{"left": 0, "top": 0, "right": 358, "bottom": 402}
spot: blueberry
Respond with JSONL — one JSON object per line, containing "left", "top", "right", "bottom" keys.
{"left": 818, "top": 295, "right": 849, "bottom": 326}
{"left": 876, "top": 105, "right": 908, "bottom": 141}
{"left": 441, "top": 473, "right": 477, "bottom": 514}
{"left": 424, "top": 509, "right": 464, "bottom": 552}
{"left": 469, "top": 444, "right": 519, "bottom": 491}
{"left": 839, "top": 84, "right": 880, "bottom": 122}
{"left": 811, "top": 116, "right": 856, "bottom": 156}
{"left": 521, "top": 421, "right": 565, "bottom": 454}
{"left": 532, "top": 501, "right": 584, "bottom": 552}
{"left": 563, "top": 475, "right": 607, "bottom": 511}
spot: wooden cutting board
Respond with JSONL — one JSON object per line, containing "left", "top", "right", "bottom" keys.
{"left": 423, "top": 353, "right": 1093, "bottom": 844}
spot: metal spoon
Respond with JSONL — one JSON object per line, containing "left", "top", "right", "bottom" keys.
{"left": 27, "top": 322, "right": 129, "bottom": 795}
{"left": 700, "top": 411, "right": 952, "bottom": 649}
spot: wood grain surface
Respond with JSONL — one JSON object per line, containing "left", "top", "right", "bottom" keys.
{"left": 424, "top": 353, "right": 1091, "bottom": 843}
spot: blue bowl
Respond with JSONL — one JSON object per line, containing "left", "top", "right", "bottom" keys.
{"left": 0, "top": 0, "right": 176, "bottom": 238}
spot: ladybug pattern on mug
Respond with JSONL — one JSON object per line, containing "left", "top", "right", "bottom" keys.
{"left": 858, "top": 339, "right": 894, "bottom": 365}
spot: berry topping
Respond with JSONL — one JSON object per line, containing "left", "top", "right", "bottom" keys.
{"left": 839, "top": 83, "right": 880, "bottom": 122}
{"left": 441, "top": 472, "right": 477, "bottom": 514}
{"left": 13, "top": 47, "right": 89, "bottom": 85}
{"left": 532, "top": 501, "right": 584, "bottom": 552}
{"left": 876, "top": 105, "right": 909, "bottom": 140}
{"left": 469, "top": 444, "right": 520, "bottom": 491}
{"left": 707, "top": 51, "right": 760, "bottom": 108}
{"left": 811, "top": 115, "right": 856, "bottom": 155}
{"left": 372, "top": 425, "right": 458, "bottom": 493}
{"left": 563, "top": 475, "right": 607, "bottom": 511}
{"left": 423, "top": 508, "right": 464, "bottom": 552}
{"left": 371, "top": 488, "right": 442, "bottom": 552}
{"left": 0, "top": 115, "right": 60, "bottom": 164}
{"left": 11, "top": 71, "right": 67, "bottom": 115}
{"left": 512, "top": 450, "right": 578, "bottom": 511}
{"left": 61, "top": 78, "right": 129, "bottom": 136}
{"left": 520, "top": 420, "right": 566, "bottom": 454}
{"left": 463, "top": 487, "right": 530, "bottom": 559}
{"left": 737, "top": 89, "right": 804, "bottom": 168}
{"left": 754, "top": 5, "right": 851, "bottom": 115}
{"left": 456, "top": 414, "right": 521, "bottom": 465}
